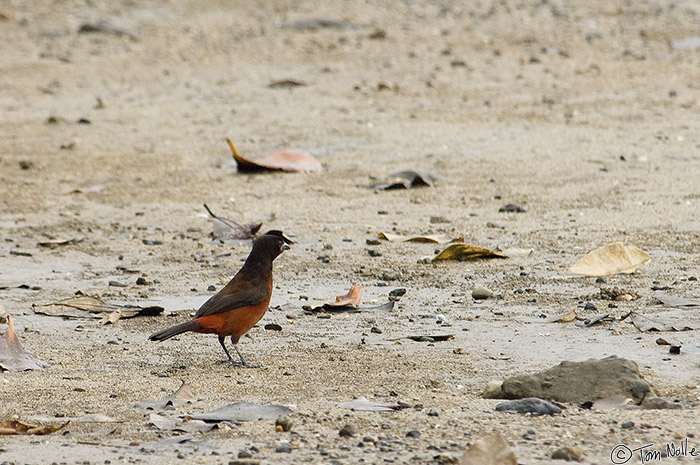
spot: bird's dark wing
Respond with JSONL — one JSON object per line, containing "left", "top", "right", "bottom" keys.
{"left": 194, "top": 286, "right": 268, "bottom": 318}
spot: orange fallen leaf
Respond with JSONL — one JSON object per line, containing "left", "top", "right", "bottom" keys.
{"left": 227, "top": 139, "right": 322, "bottom": 173}
{"left": 0, "top": 315, "right": 50, "bottom": 372}
{"left": 334, "top": 286, "right": 363, "bottom": 307}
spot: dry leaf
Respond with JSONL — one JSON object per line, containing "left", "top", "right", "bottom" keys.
{"left": 0, "top": 315, "right": 50, "bottom": 372}
{"left": 268, "top": 79, "right": 307, "bottom": 88}
{"left": 374, "top": 170, "right": 439, "bottom": 190}
{"left": 33, "top": 295, "right": 163, "bottom": 320}
{"left": 542, "top": 309, "right": 577, "bottom": 323}
{"left": 568, "top": 242, "right": 651, "bottom": 277}
{"left": 335, "top": 286, "right": 363, "bottom": 307}
{"left": 204, "top": 204, "right": 262, "bottom": 241}
{"left": 378, "top": 232, "right": 463, "bottom": 244}
{"left": 188, "top": 402, "right": 292, "bottom": 422}
{"left": 458, "top": 433, "right": 518, "bottom": 465}
{"left": 652, "top": 293, "right": 700, "bottom": 308}
{"left": 433, "top": 244, "right": 508, "bottom": 261}
{"left": 305, "top": 287, "right": 394, "bottom": 313}
{"left": 0, "top": 420, "right": 69, "bottom": 435}
{"left": 227, "top": 139, "right": 322, "bottom": 173}
{"left": 37, "top": 238, "right": 83, "bottom": 248}
{"left": 135, "top": 381, "right": 195, "bottom": 410}
{"left": 629, "top": 312, "right": 693, "bottom": 332}
{"left": 336, "top": 397, "right": 400, "bottom": 412}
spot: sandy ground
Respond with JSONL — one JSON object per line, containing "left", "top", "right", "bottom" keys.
{"left": 1, "top": 0, "right": 700, "bottom": 463}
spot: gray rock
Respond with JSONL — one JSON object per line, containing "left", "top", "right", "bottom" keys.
{"left": 500, "top": 356, "right": 653, "bottom": 403}
{"left": 472, "top": 287, "right": 493, "bottom": 300}
{"left": 495, "top": 397, "right": 562, "bottom": 415}
{"left": 551, "top": 446, "right": 583, "bottom": 461}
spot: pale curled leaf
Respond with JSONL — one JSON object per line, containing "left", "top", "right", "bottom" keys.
{"left": 374, "top": 170, "right": 439, "bottom": 190}
{"left": 542, "top": 309, "right": 577, "bottom": 323}
{"left": 568, "top": 242, "right": 650, "bottom": 277}
{"left": 33, "top": 295, "right": 163, "bottom": 320}
{"left": 203, "top": 204, "right": 261, "bottom": 241}
{"left": 334, "top": 286, "right": 362, "bottom": 307}
{"left": 135, "top": 381, "right": 195, "bottom": 410}
{"left": 0, "top": 315, "right": 50, "bottom": 372}
{"left": 227, "top": 139, "right": 322, "bottom": 173}
{"left": 378, "top": 232, "right": 463, "bottom": 244}
{"left": 629, "top": 312, "right": 693, "bottom": 332}
{"left": 189, "top": 402, "right": 292, "bottom": 422}
{"left": 433, "top": 244, "right": 508, "bottom": 261}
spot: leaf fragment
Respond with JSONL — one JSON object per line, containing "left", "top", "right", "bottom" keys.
{"left": 0, "top": 315, "right": 50, "bottom": 372}
{"left": 336, "top": 396, "right": 399, "bottom": 412}
{"left": 567, "top": 242, "right": 650, "bottom": 277}
{"left": 433, "top": 244, "right": 508, "bottom": 261}
{"left": 378, "top": 232, "right": 463, "bottom": 244}
{"left": 0, "top": 420, "right": 69, "bottom": 435}
{"left": 227, "top": 139, "right": 322, "bottom": 173}
{"left": 33, "top": 296, "right": 163, "bottom": 320}
{"left": 374, "top": 170, "right": 439, "bottom": 190}
{"left": 203, "top": 204, "right": 262, "bottom": 241}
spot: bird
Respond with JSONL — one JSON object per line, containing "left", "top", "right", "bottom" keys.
{"left": 149, "top": 232, "right": 290, "bottom": 367}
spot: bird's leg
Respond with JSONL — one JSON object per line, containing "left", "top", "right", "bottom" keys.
{"left": 231, "top": 336, "right": 260, "bottom": 368}
{"left": 218, "top": 335, "right": 238, "bottom": 366}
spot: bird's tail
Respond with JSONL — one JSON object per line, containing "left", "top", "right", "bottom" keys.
{"left": 149, "top": 320, "right": 201, "bottom": 341}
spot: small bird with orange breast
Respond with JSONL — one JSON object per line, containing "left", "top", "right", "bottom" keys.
{"left": 149, "top": 232, "right": 290, "bottom": 367}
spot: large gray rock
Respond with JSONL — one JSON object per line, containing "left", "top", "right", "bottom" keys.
{"left": 499, "top": 356, "right": 652, "bottom": 403}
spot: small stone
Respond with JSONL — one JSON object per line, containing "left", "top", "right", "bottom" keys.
{"left": 381, "top": 271, "right": 399, "bottom": 281}
{"left": 389, "top": 288, "right": 406, "bottom": 298}
{"left": 264, "top": 323, "right": 283, "bottom": 331}
{"left": 656, "top": 338, "right": 670, "bottom": 346}
{"left": 406, "top": 430, "right": 421, "bottom": 439}
{"left": 136, "top": 277, "right": 149, "bottom": 285}
{"left": 108, "top": 280, "right": 127, "bottom": 288}
{"left": 495, "top": 397, "right": 561, "bottom": 416}
{"left": 669, "top": 345, "right": 681, "bottom": 354}
{"left": 339, "top": 424, "right": 357, "bottom": 438}
{"left": 366, "top": 239, "right": 381, "bottom": 246}
{"left": 427, "top": 409, "right": 439, "bottom": 417}
{"left": 275, "top": 444, "right": 291, "bottom": 453}
{"left": 371, "top": 327, "right": 383, "bottom": 334}
{"left": 237, "top": 450, "right": 253, "bottom": 458}
{"left": 621, "top": 421, "right": 634, "bottom": 429}
{"left": 19, "top": 160, "right": 34, "bottom": 170}
{"left": 207, "top": 285, "right": 216, "bottom": 291}
{"left": 482, "top": 381, "right": 504, "bottom": 399}
{"left": 551, "top": 446, "right": 583, "bottom": 461}
{"left": 367, "top": 249, "right": 382, "bottom": 257}
{"left": 275, "top": 415, "right": 293, "bottom": 432}
{"left": 472, "top": 287, "right": 493, "bottom": 300}
{"left": 499, "top": 203, "right": 526, "bottom": 213}
{"left": 317, "top": 254, "right": 330, "bottom": 263}
{"left": 583, "top": 302, "right": 597, "bottom": 311}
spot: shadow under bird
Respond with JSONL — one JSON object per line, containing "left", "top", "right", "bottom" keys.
{"left": 149, "top": 232, "right": 290, "bottom": 367}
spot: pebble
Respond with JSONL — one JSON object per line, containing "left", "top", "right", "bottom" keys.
{"left": 339, "top": 424, "right": 357, "bottom": 437}
{"left": 108, "top": 280, "right": 127, "bottom": 288}
{"left": 371, "top": 327, "right": 383, "bottom": 334}
{"left": 406, "top": 430, "right": 421, "bottom": 439}
{"left": 621, "top": 421, "right": 635, "bottom": 429}
{"left": 207, "top": 285, "right": 216, "bottom": 291}
{"left": 367, "top": 249, "right": 382, "bottom": 257}
{"left": 381, "top": 271, "right": 399, "bottom": 281}
{"left": 551, "top": 446, "right": 583, "bottom": 461}
{"left": 275, "top": 415, "right": 293, "bottom": 432}
{"left": 427, "top": 409, "right": 439, "bottom": 417}
{"left": 366, "top": 239, "right": 381, "bottom": 246}
{"left": 495, "top": 397, "right": 561, "bottom": 415}
{"left": 264, "top": 323, "right": 283, "bottom": 331}
{"left": 472, "top": 287, "right": 493, "bottom": 300}
{"left": 275, "top": 444, "right": 291, "bottom": 453}
{"left": 389, "top": 288, "right": 406, "bottom": 298}
{"left": 317, "top": 255, "right": 330, "bottom": 263}
{"left": 583, "top": 302, "right": 597, "bottom": 311}
{"left": 237, "top": 450, "right": 253, "bottom": 458}
{"left": 136, "top": 277, "right": 150, "bottom": 285}
{"left": 499, "top": 203, "right": 526, "bottom": 213}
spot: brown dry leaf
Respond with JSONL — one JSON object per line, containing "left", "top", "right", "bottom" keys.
{"left": 0, "top": 420, "right": 69, "bottom": 435}
{"left": 227, "top": 139, "right": 322, "bottom": 173}
{"left": 378, "top": 232, "right": 463, "bottom": 244}
{"left": 335, "top": 286, "right": 363, "bottom": 307}
{"left": 458, "top": 433, "right": 518, "bottom": 465}
{"left": 567, "top": 242, "right": 651, "bottom": 276}
{"left": 543, "top": 309, "right": 577, "bottom": 323}
{"left": 203, "top": 204, "right": 262, "bottom": 241}
{"left": 100, "top": 310, "right": 124, "bottom": 325}
{"left": 433, "top": 244, "right": 508, "bottom": 261}
{"left": 0, "top": 315, "right": 50, "bottom": 372}
{"left": 268, "top": 79, "right": 307, "bottom": 88}
{"left": 33, "top": 295, "right": 163, "bottom": 320}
